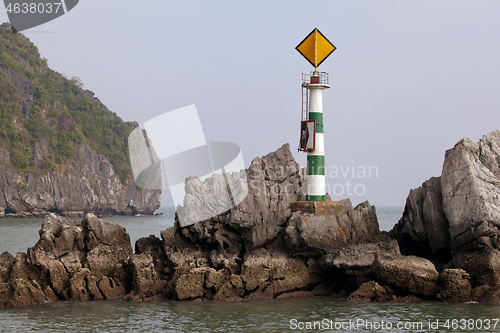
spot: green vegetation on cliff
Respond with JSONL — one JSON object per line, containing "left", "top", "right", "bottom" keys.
{"left": 0, "top": 23, "right": 132, "bottom": 183}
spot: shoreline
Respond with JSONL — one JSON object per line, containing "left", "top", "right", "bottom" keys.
{"left": 0, "top": 209, "right": 159, "bottom": 219}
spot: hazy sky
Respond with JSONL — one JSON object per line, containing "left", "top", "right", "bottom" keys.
{"left": 2, "top": 1, "right": 500, "bottom": 207}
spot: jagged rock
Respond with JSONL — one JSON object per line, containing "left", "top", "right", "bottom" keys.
{"left": 135, "top": 235, "right": 165, "bottom": 259}
{"left": 441, "top": 133, "right": 500, "bottom": 252}
{"left": 132, "top": 235, "right": 169, "bottom": 299}
{"left": 177, "top": 172, "right": 244, "bottom": 227}
{"left": 179, "top": 213, "right": 244, "bottom": 256}
{"left": 437, "top": 269, "right": 471, "bottom": 302}
{"left": 372, "top": 253, "right": 439, "bottom": 297}
{"left": 47, "top": 260, "right": 70, "bottom": 296}
{"left": 390, "top": 131, "right": 500, "bottom": 304}
{"left": 86, "top": 214, "right": 131, "bottom": 249}
{"left": 179, "top": 144, "right": 305, "bottom": 250}
{"left": 171, "top": 245, "right": 324, "bottom": 301}
{"left": 0, "top": 213, "right": 133, "bottom": 307}
{"left": 160, "top": 227, "right": 210, "bottom": 268}
{"left": 391, "top": 132, "right": 500, "bottom": 257}
{"left": 157, "top": 145, "right": 392, "bottom": 302}
{"left": 29, "top": 214, "right": 132, "bottom": 287}
{"left": 390, "top": 177, "right": 450, "bottom": 258}
{"left": 0, "top": 252, "right": 54, "bottom": 307}
{"left": 284, "top": 200, "right": 382, "bottom": 257}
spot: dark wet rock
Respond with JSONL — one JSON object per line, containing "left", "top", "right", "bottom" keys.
{"left": 471, "top": 285, "right": 500, "bottom": 304}
{"left": 347, "top": 281, "right": 395, "bottom": 303}
{"left": 437, "top": 269, "right": 471, "bottom": 302}
{"left": 453, "top": 248, "right": 500, "bottom": 288}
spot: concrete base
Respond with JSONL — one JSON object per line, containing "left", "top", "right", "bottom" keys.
{"left": 290, "top": 200, "right": 347, "bottom": 217}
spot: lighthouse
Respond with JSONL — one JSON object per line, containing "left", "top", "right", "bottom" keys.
{"left": 296, "top": 28, "right": 336, "bottom": 201}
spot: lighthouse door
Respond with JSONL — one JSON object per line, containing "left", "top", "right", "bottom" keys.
{"left": 299, "top": 120, "right": 316, "bottom": 152}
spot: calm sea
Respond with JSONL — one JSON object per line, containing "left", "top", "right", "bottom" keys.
{"left": 1, "top": 206, "right": 499, "bottom": 333}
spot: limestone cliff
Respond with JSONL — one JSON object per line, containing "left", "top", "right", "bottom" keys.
{"left": 0, "top": 143, "right": 160, "bottom": 217}
{"left": 0, "top": 23, "right": 161, "bottom": 217}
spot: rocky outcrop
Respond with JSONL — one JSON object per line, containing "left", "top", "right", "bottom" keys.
{"left": 157, "top": 144, "right": 329, "bottom": 300}
{"left": 177, "top": 143, "right": 306, "bottom": 250}
{"left": 1, "top": 144, "right": 405, "bottom": 307}
{"left": 7, "top": 138, "right": 500, "bottom": 307}
{"left": 390, "top": 130, "right": 500, "bottom": 303}
{"left": 392, "top": 131, "right": 500, "bottom": 255}
{"left": 0, "top": 213, "right": 132, "bottom": 307}
{"left": 346, "top": 252, "right": 441, "bottom": 304}
{"left": 441, "top": 133, "right": 500, "bottom": 252}
{"left": 157, "top": 145, "right": 446, "bottom": 303}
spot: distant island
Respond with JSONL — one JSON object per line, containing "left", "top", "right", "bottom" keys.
{"left": 0, "top": 23, "right": 160, "bottom": 218}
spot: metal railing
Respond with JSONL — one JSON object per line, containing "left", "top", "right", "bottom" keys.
{"left": 302, "top": 71, "right": 329, "bottom": 85}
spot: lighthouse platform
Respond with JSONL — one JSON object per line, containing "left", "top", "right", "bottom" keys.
{"left": 290, "top": 200, "right": 348, "bottom": 217}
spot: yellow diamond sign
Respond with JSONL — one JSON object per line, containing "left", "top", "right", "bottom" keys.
{"left": 296, "top": 28, "right": 336, "bottom": 68}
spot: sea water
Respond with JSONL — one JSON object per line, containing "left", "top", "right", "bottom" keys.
{"left": 1, "top": 207, "right": 499, "bottom": 333}
{"left": 0, "top": 206, "right": 398, "bottom": 256}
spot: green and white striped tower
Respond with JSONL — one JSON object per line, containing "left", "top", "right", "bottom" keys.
{"left": 305, "top": 71, "right": 330, "bottom": 201}
{"left": 296, "top": 28, "right": 336, "bottom": 202}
